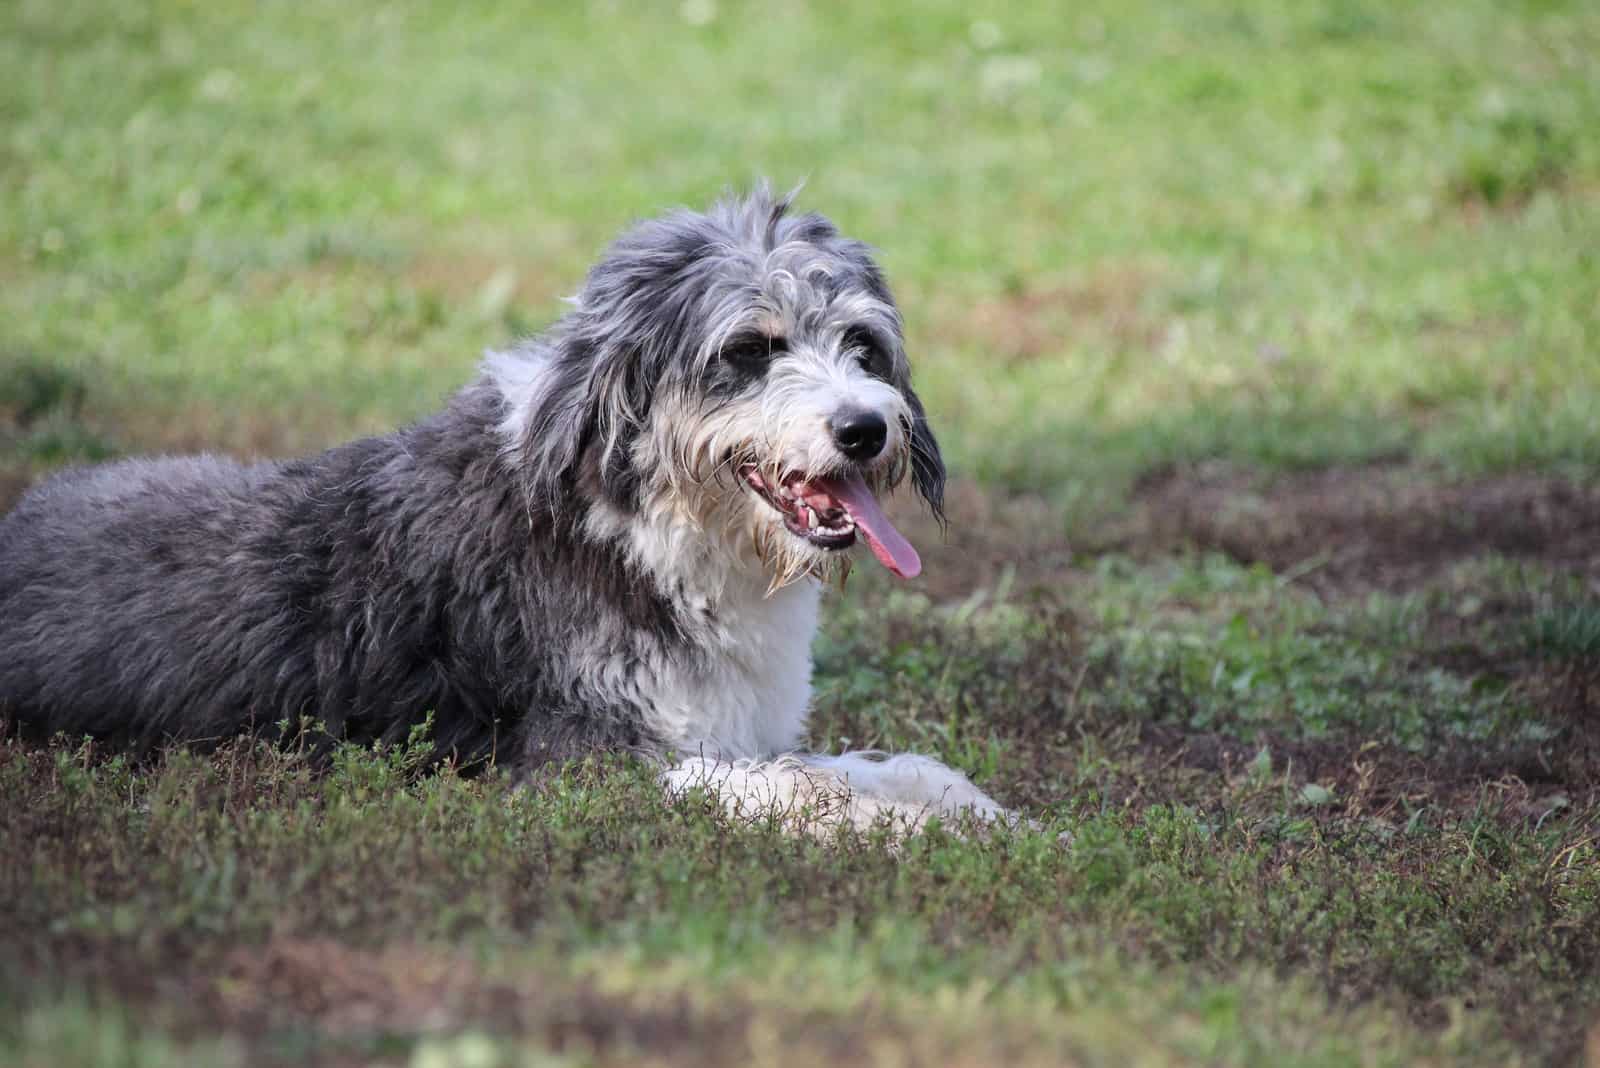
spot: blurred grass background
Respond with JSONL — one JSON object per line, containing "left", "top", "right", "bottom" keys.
{"left": 4, "top": 0, "right": 1596, "bottom": 505}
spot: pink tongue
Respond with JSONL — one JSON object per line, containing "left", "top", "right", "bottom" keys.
{"left": 812, "top": 471, "right": 922, "bottom": 579}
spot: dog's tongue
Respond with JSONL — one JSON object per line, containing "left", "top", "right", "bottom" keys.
{"left": 813, "top": 471, "right": 921, "bottom": 579}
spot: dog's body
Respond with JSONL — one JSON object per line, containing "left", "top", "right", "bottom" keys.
{"left": 0, "top": 189, "right": 1006, "bottom": 828}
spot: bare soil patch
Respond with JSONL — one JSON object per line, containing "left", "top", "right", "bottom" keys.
{"left": 981, "top": 670, "right": 1599, "bottom": 833}
{"left": 895, "top": 464, "right": 1600, "bottom": 606}
{"left": 947, "top": 268, "right": 1164, "bottom": 364}
{"left": 238, "top": 247, "right": 562, "bottom": 313}
{"left": 887, "top": 479, "right": 1080, "bottom": 603}
{"left": 927, "top": 263, "right": 1165, "bottom": 365}
{"left": 895, "top": 465, "right": 1600, "bottom": 608}
{"left": 1108, "top": 464, "right": 1600, "bottom": 592}
{"left": 865, "top": 466, "right": 1600, "bottom": 822}
{"left": 1129, "top": 719, "right": 1595, "bottom": 823}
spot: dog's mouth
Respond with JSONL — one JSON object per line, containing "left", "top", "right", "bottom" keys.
{"left": 739, "top": 465, "right": 921, "bottom": 579}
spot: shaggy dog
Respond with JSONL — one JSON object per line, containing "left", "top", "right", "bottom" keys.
{"left": 0, "top": 187, "right": 1008, "bottom": 830}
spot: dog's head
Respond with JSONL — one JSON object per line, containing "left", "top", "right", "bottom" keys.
{"left": 496, "top": 185, "right": 945, "bottom": 586}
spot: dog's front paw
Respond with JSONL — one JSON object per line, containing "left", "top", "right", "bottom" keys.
{"left": 662, "top": 750, "right": 1059, "bottom": 842}
{"left": 800, "top": 751, "right": 1004, "bottom": 817}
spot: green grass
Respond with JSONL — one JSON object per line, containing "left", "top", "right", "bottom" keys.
{"left": 4, "top": 0, "right": 1600, "bottom": 1064}
{"left": 4, "top": 0, "right": 1599, "bottom": 490}
{"left": 3, "top": 737, "right": 1595, "bottom": 1067}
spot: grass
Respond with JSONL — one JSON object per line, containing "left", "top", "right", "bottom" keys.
{"left": 3, "top": 735, "right": 1596, "bottom": 1067}
{"left": 4, "top": 0, "right": 1599, "bottom": 488}
{"left": 3, "top": 0, "right": 1599, "bottom": 1064}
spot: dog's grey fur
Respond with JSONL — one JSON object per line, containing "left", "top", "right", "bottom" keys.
{"left": 0, "top": 188, "right": 951, "bottom": 781}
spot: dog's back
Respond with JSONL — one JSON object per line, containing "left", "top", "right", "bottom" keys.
{"left": 0, "top": 386, "right": 667, "bottom": 766}
{"left": 0, "top": 455, "right": 295, "bottom": 748}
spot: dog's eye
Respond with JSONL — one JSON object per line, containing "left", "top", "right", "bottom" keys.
{"left": 843, "top": 326, "right": 891, "bottom": 378}
{"left": 720, "top": 335, "right": 785, "bottom": 368}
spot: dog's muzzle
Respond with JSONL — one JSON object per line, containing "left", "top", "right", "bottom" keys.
{"left": 740, "top": 464, "right": 921, "bottom": 579}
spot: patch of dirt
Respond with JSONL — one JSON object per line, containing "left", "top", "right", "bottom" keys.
{"left": 893, "top": 464, "right": 1600, "bottom": 605}
{"left": 1099, "top": 464, "right": 1600, "bottom": 593}
{"left": 932, "top": 263, "right": 1164, "bottom": 365}
{"left": 887, "top": 479, "right": 1081, "bottom": 603}
{"left": 1129, "top": 721, "right": 1595, "bottom": 822}
{"left": 240, "top": 249, "right": 561, "bottom": 313}
{"left": 880, "top": 466, "right": 1600, "bottom": 820}
{"left": 938, "top": 593, "right": 1600, "bottom": 823}
{"left": 988, "top": 693, "right": 1598, "bottom": 832}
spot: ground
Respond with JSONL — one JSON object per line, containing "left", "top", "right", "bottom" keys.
{"left": 3, "top": 0, "right": 1599, "bottom": 1065}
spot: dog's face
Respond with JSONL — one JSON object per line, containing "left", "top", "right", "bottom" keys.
{"left": 676, "top": 231, "right": 939, "bottom": 585}
{"left": 507, "top": 189, "right": 945, "bottom": 586}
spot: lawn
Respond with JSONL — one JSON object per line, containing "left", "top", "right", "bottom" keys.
{"left": 3, "top": 0, "right": 1598, "bottom": 1064}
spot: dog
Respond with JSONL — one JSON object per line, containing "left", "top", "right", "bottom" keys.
{"left": 0, "top": 186, "right": 1008, "bottom": 831}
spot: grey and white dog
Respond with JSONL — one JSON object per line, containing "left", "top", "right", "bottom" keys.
{"left": 0, "top": 187, "right": 1007, "bottom": 829}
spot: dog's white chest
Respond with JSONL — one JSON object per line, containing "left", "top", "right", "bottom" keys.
{"left": 637, "top": 579, "right": 821, "bottom": 760}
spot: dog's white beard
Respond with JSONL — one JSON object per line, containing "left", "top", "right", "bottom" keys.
{"left": 662, "top": 751, "right": 1012, "bottom": 836}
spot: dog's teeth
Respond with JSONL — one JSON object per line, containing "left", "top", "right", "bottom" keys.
{"left": 806, "top": 506, "right": 818, "bottom": 530}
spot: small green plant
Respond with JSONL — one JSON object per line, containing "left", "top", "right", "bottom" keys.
{"left": 1526, "top": 602, "right": 1600, "bottom": 661}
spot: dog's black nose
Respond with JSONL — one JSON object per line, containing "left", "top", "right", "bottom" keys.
{"left": 830, "top": 409, "right": 888, "bottom": 462}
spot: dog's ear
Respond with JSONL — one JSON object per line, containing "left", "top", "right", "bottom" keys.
{"left": 905, "top": 386, "right": 947, "bottom": 524}
{"left": 516, "top": 215, "right": 716, "bottom": 512}
{"left": 516, "top": 330, "right": 654, "bottom": 512}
